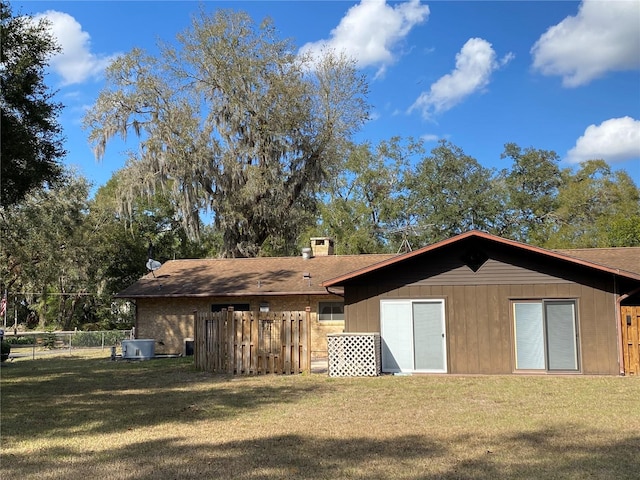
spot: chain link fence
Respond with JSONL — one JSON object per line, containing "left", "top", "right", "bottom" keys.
{"left": 3, "top": 330, "right": 134, "bottom": 359}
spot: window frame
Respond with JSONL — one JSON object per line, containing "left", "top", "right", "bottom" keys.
{"left": 512, "top": 299, "right": 580, "bottom": 373}
{"left": 318, "top": 301, "right": 344, "bottom": 322}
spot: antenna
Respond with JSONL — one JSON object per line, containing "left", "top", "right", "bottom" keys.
{"left": 382, "top": 222, "right": 436, "bottom": 254}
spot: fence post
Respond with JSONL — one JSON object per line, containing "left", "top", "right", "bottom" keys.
{"left": 193, "top": 310, "right": 199, "bottom": 369}
{"left": 235, "top": 310, "right": 243, "bottom": 375}
{"left": 226, "top": 308, "right": 235, "bottom": 374}
{"left": 305, "top": 307, "right": 311, "bottom": 374}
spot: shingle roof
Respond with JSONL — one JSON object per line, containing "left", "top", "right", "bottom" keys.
{"left": 555, "top": 247, "right": 640, "bottom": 276}
{"left": 115, "top": 253, "right": 397, "bottom": 298}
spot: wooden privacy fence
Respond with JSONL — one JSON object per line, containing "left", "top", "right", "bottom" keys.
{"left": 621, "top": 305, "right": 640, "bottom": 376}
{"left": 194, "top": 308, "right": 311, "bottom": 375}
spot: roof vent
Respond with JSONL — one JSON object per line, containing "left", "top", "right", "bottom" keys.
{"left": 302, "top": 247, "right": 313, "bottom": 259}
{"left": 460, "top": 249, "right": 488, "bottom": 272}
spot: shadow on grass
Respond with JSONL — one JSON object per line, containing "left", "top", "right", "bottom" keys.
{"left": 2, "top": 430, "right": 639, "bottom": 479}
{"left": 3, "top": 357, "right": 640, "bottom": 479}
{"left": 0, "top": 356, "right": 324, "bottom": 439}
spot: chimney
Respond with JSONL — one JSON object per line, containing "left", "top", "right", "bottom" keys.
{"left": 310, "top": 237, "right": 335, "bottom": 256}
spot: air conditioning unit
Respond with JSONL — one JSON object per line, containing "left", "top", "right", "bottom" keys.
{"left": 122, "top": 339, "right": 155, "bottom": 360}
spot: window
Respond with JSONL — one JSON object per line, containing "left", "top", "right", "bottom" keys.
{"left": 513, "top": 300, "right": 579, "bottom": 372}
{"left": 211, "top": 303, "right": 250, "bottom": 313}
{"left": 318, "top": 302, "right": 344, "bottom": 321}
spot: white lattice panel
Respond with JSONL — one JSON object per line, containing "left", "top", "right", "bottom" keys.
{"left": 327, "top": 333, "right": 381, "bottom": 377}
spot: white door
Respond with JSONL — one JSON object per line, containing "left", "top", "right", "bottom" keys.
{"left": 381, "top": 299, "right": 447, "bottom": 373}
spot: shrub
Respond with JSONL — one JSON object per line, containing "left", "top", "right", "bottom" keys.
{"left": 6, "top": 336, "right": 34, "bottom": 345}
{"left": 42, "top": 333, "right": 57, "bottom": 349}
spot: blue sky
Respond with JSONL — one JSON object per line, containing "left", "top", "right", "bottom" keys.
{"left": 14, "top": 0, "right": 640, "bottom": 193}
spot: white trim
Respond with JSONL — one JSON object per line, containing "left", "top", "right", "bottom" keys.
{"left": 380, "top": 299, "right": 447, "bottom": 374}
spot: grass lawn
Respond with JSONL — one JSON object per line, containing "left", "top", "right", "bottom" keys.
{"left": 1, "top": 352, "right": 639, "bottom": 480}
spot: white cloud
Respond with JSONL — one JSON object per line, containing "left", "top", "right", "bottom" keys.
{"left": 531, "top": 0, "right": 640, "bottom": 87}
{"left": 298, "top": 0, "right": 429, "bottom": 77}
{"left": 33, "top": 10, "right": 120, "bottom": 86}
{"left": 566, "top": 117, "right": 640, "bottom": 164}
{"left": 420, "top": 133, "right": 440, "bottom": 142}
{"left": 409, "top": 38, "right": 512, "bottom": 119}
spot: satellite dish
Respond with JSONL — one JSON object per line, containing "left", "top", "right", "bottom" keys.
{"left": 146, "top": 259, "right": 162, "bottom": 271}
{"left": 146, "top": 242, "right": 162, "bottom": 276}
{"left": 146, "top": 259, "right": 162, "bottom": 276}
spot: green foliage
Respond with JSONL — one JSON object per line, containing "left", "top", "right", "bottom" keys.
{"left": 498, "top": 143, "right": 563, "bottom": 244}
{"left": 88, "top": 173, "right": 215, "bottom": 288}
{"left": 5, "top": 336, "right": 32, "bottom": 346}
{"left": 83, "top": 8, "right": 369, "bottom": 257}
{"left": 0, "top": 171, "right": 92, "bottom": 328}
{"left": 604, "top": 215, "right": 640, "bottom": 247}
{"left": 41, "top": 332, "right": 56, "bottom": 349}
{"left": 544, "top": 160, "right": 640, "bottom": 248}
{"left": 407, "top": 140, "right": 501, "bottom": 244}
{"left": 316, "top": 138, "right": 418, "bottom": 254}
{"left": 317, "top": 139, "right": 639, "bottom": 253}
{"left": 70, "top": 330, "right": 131, "bottom": 348}
{"left": 0, "top": 1, "right": 65, "bottom": 206}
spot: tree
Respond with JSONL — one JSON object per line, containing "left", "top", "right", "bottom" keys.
{"left": 407, "top": 140, "right": 501, "bottom": 244}
{"left": 545, "top": 160, "right": 640, "bottom": 248}
{"left": 89, "top": 173, "right": 215, "bottom": 290}
{"left": 314, "top": 138, "right": 418, "bottom": 254}
{"left": 498, "top": 143, "right": 563, "bottom": 244}
{"left": 0, "top": 170, "right": 91, "bottom": 329}
{"left": 84, "top": 174, "right": 216, "bottom": 329}
{"left": 0, "top": 1, "right": 65, "bottom": 206}
{"left": 84, "top": 8, "right": 369, "bottom": 257}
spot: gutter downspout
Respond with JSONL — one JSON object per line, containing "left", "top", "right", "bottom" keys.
{"left": 615, "top": 281, "right": 640, "bottom": 376}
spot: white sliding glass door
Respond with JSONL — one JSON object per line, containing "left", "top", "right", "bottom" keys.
{"left": 381, "top": 299, "right": 447, "bottom": 373}
{"left": 513, "top": 300, "right": 579, "bottom": 372}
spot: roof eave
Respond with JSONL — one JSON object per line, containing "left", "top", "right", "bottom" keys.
{"left": 115, "top": 289, "right": 341, "bottom": 299}
{"left": 321, "top": 230, "right": 640, "bottom": 287}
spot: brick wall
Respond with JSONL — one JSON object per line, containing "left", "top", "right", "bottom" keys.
{"left": 135, "top": 294, "right": 344, "bottom": 358}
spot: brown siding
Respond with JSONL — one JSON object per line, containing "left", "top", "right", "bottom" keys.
{"left": 344, "top": 281, "right": 619, "bottom": 375}
{"left": 136, "top": 294, "right": 344, "bottom": 357}
{"left": 410, "top": 258, "right": 570, "bottom": 285}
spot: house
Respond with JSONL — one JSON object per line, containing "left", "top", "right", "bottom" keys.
{"left": 115, "top": 237, "right": 395, "bottom": 357}
{"left": 321, "top": 231, "right": 640, "bottom": 376}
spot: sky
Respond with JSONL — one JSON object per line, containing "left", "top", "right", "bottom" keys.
{"left": 13, "top": 0, "right": 640, "bottom": 194}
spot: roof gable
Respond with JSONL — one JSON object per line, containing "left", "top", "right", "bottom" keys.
{"left": 321, "top": 231, "right": 640, "bottom": 287}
